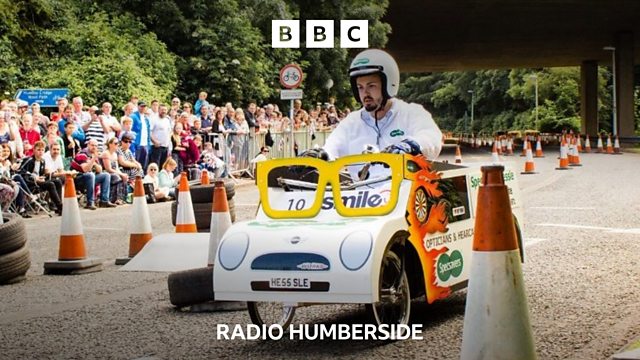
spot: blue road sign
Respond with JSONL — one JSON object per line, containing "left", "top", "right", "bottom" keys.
{"left": 15, "top": 88, "right": 69, "bottom": 107}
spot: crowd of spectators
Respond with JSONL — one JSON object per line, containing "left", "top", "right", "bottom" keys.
{"left": 0, "top": 93, "right": 350, "bottom": 218}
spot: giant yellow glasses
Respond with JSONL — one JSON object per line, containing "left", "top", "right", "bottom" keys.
{"left": 257, "top": 153, "right": 405, "bottom": 219}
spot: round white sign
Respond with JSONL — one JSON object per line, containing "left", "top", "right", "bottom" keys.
{"left": 279, "top": 64, "right": 303, "bottom": 89}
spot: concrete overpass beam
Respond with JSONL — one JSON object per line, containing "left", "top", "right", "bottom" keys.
{"left": 615, "top": 32, "right": 635, "bottom": 137}
{"left": 580, "top": 60, "right": 598, "bottom": 136}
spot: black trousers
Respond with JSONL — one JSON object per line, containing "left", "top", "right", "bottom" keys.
{"left": 35, "top": 178, "right": 63, "bottom": 208}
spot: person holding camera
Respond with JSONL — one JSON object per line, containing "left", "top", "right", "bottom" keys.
{"left": 83, "top": 106, "right": 109, "bottom": 153}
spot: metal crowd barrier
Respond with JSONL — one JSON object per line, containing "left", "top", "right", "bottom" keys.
{"left": 210, "top": 128, "right": 334, "bottom": 179}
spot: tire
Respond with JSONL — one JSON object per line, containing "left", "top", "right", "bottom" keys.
{"left": 247, "top": 302, "right": 296, "bottom": 329}
{"left": 189, "top": 180, "right": 235, "bottom": 204}
{"left": 0, "top": 243, "right": 30, "bottom": 285}
{"left": 365, "top": 249, "right": 411, "bottom": 327}
{"left": 170, "top": 199, "right": 236, "bottom": 230}
{"left": 0, "top": 213, "right": 27, "bottom": 255}
{"left": 167, "top": 267, "right": 215, "bottom": 308}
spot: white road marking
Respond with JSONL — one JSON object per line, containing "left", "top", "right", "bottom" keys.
{"left": 84, "top": 227, "right": 124, "bottom": 231}
{"left": 524, "top": 238, "right": 548, "bottom": 247}
{"left": 535, "top": 223, "right": 640, "bottom": 234}
{"left": 529, "top": 206, "right": 595, "bottom": 210}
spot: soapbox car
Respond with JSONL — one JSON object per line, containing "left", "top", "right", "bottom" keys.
{"left": 214, "top": 153, "right": 523, "bottom": 328}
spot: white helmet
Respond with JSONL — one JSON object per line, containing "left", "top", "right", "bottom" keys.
{"left": 348, "top": 49, "right": 400, "bottom": 104}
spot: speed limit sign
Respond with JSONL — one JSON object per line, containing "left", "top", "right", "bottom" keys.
{"left": 279, "top": 64, "right": 303, "bottom": 89}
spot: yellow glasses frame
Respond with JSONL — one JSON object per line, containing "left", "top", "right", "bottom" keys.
{"left": 257, "top": 153, "right": 405, "bottom": 219}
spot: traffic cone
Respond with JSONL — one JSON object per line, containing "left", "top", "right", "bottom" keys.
{"left": 455, "top": 145, "right": 463, "bottom": 164}
{"left": 569, "top": 138, "right": 582, "bottom": 166}
{"left": 460, "top": 165, "right": 536, "bottom": 360}
{"left": 175, "top": 172, "right": 197, "bottom": 233}
{"left": 208, "top": 181, "right": 232, "bottom": 266}
{"left": 556, "top": 137, "right": 571, "bottom": 170}
{"left": 567, "top": 137, "right": 576, "bottom": 164}
{"left": 506, "top": 137, "right": 514, "bottom": 156}
{"left": 613, "top": 135, "right": 622, "bottom": 154}
{"left": 116, "top": 176, "right": 153, "bottom": 265}
{"left": 501, "top": 136, "right": 507, "bottom": 153}
{"left": 521, "top": 141, "right": 537, "bottom": 174}
{"left": 596, "top": 134, "right": 604, "bottom": 153}
{"left": 576, "top": 134, "right": 583, "bottom": 152}
{"left": 584, "top": 134, "right": 591, "bottom": 153}
{"left": 491, "top": 142, "right": 501, "bottom": 164}
{"left": 44, "top": 174, "right": 103, "bottom": 274}
{"left": 534, "top": 136, "right": 544, "bottom": 158}
{"left": 606, "top": 135, "right": 614, "bottom": 154}
{"left": 201, "top": 169, "right": 210, "bottom": 185}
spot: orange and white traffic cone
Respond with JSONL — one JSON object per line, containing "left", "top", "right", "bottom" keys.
{"left": 491, "top": 142, "right": 501, "bottom": 164}
{"left": 569, "top": 138, "right": 582, "bottom": 166}
{"left": 606, "top": 135, "right": 614, "bottom": 154}
{"left": 576, "top": 134, "right": 583, "bottom": 152}
{"left": 521, "top": 141, "right": 537, "bottom": 174}
{"left": 175, "top": 172, "right": 197, "bottom": 233}
{"left": 501, "top": 136, "right": 507, "bottom": 153}
{"left": 596, "top": 134, "right": 604, "bottom": 153}
{"left": 613, "top": 135, "right": 622, "bottom": 154}
{"left": 461, "top": 165, "right": 536, "bottom": 360}
{"left": 455, "top": 145, "right": 463, "bottom": 164}
{"left": 116, "top": 176, "right": 153, "bottom": 265}
{"left": 567, "top": 137, "right": 576, "bottom": 164}
{"left": 506, "top": 137, "right": 514, "bottom": 156}
{"left": 556, "top": 137, "right": 572, "bottom": 170}
{"left": 534, "top": 136, "right": 544, "bottom": 158}
{"left": 201, "top": 169, "right": 210, "bottom": 185}
{"left": 208, "top": 181, "right": 232, "bottom": 266}
{"left": 584, "top": 134, "right": 591, "bottom": 153}
{"left": 44, "top": 174, "right": 103, "bottom": 274}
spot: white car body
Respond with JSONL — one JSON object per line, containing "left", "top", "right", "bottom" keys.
{"left": 214, "top": 155, "right": 522, "bottom": 307}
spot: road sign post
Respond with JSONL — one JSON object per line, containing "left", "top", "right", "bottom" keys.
{"left": 279, "top": 64, "right": 304, "bottom": 157}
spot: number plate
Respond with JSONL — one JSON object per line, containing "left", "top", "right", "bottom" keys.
{"left": 269, "top": 277, "right": 311, "bottom": 289}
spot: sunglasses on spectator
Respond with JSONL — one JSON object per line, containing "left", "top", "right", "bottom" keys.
{"left": 121, "top": 139, "right": 131, "bottom": 143}
{"left": 149, "top": 168, "right": 158, "bottom": 171}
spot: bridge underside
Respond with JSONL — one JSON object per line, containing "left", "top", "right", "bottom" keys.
{"left": 384, "top": 0, "right": 639, "bottom": 137}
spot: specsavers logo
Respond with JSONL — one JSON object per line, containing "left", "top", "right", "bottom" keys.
{"left": 352, "top": 58, "right": 370, "bottom": 66}
{"left": 436, "top": 250, "right": 463, "bottom": 282}
{"left": 321, "top": 189, "right": 390, "bottom": 210}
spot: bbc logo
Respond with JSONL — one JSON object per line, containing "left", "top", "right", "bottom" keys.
{"left": 272, "top": 20, "right": 368, "bottom": 48}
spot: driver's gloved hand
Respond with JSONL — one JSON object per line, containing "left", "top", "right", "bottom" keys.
{"left": 381, "top": 138, "right": 422, "bottom": 155}
{"left": 298, "top": 147, "right": 329, "bottom": 161}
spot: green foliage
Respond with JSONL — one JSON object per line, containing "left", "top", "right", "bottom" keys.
{"left": 401, "top": 65, "right": 620, "bottom": 135}
{"left": 24, "top": 11, "right": 177, "bottom": 107}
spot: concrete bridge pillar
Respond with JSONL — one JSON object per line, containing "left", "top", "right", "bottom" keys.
{"left": 580, "top": 60, "right": 598, "bottom": 136}
{"left": 615, "top": 32, "right": 635, "bottom": 137}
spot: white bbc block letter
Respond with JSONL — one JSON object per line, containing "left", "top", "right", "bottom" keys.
{"left": 306, "top": 20, "right": 334, "bottom": 48}
{"left": 340, "top": 20, "right": 368, "bottom": 48}
{"left": 272, "top": 20, "right": 300, "bottom": 48}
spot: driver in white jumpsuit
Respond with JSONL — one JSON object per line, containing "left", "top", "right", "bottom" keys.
{"left": 319, "top": 49, "right": 443, "bottom": 160}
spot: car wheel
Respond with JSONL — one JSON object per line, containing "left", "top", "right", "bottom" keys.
{"left": 366, "top": 248, "right": 411, "bottom": 327}
{"left": 414, "top": 187, "right": 429, "bottom": 224}
{"left": 247, "top": 302, "right": 296, "bottom": 329}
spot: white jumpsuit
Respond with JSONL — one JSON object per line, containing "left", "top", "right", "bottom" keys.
{"left": 323, "top": 98, "right": 443, "bottom": 160}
